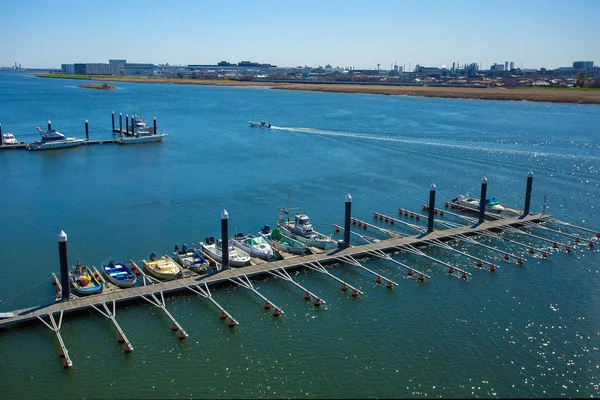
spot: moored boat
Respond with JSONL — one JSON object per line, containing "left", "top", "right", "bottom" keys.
{"left": 277, "top": 208, "right": 338, "bottom": 250}
{"left": 259, "top": 225, "right": 307, "bottom": 255}
{"left": 2, "top": 132, "right": 19, "bottom": 145}
{"left": 249, "top": 120, "right": 271, "bottom": 128}
{"left": 173, "top": 243, "right": 209, "bottom": 274}
{"left": 26, "top": 124, "right": 85, "bottom": 151}
{"left": 69, "top": 260, "right": 103, "bottom": 296}
{"left": 118, "top": 114, "right": 167, "bottom": 144}
{"left": 200, "top": 236, "right": 251, "bottom": 267}
{"left": 101, "top": 259, "right": 137, "bottom": 288}
{"left": 231, "top": 233, "right": 274, "bottom": 260}
{"left": 451, "top": 194, "right": 506, "bottom": 214}
{"left": 142, "top": 253, "right": 182, "bottom": 280}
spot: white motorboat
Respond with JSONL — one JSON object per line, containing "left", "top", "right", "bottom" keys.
{"left": 200, "top": 236, "right": 251, "bottom": 267}
{"left": 232, "top": 233, "right": 274, "bottom": 261}
{"left": 451, "top": 194, "right": 506, "bottom": 214}
{"left": 2, "top": 133, "right": 19, "bottom": 145}
{"left": 26, "top": 125, "right": 85, "bottom": 151}
{"left": 277, "top": 208, "right": 338, "bottom": 250}
{"left": 119, "top": 114, "right": 167, "bottom": 144}
{"left": 249, "top": 120, "right": 271, "bottom": 128}
{"left": 259, "top": 225, "right": 308, "bottom": 255}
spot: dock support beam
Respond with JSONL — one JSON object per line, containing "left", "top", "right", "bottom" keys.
{"left": 479, "top": 177, "right": 488, "bottom": 223}
{"left": 187, "top": 283, "right": 238, "bottom": 325}
{"left": 37, "top": 312, "right": 72, "bottom": 368}
{"left": 58, "top": 230, "right": 70, "bottom": 301}
{"left": 153, "top": 117, "right": 157, "bottom": 135}
{"left": 523, "top": 171, "right": 533, "bottom": 216}
{"left": 427, "top": 184, "right": 436, "bottom": 233}
{"left": 267, "top": 268, "right": 326, "bottom": 305}
{"left": 344, "top": 194, "right": 352, "bottom": 247}
{"left": 85, "top": 119, "right": 89, "bottom": 141}
{"left": 229, "top": 275, "right": 284, "bottom": 315}
{"left": 221, "top": 209, "right": 229, "bottom": 270}
{"left": 112, "top": 111, "right": 115, "bottom": 132}
{"left": 141, "top": 291, "right": 189, "bottom": 339}
{"left": 91, "top": 301, "right": 134, "bottom": 352}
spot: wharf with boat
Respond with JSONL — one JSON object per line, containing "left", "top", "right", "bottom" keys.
{"left": 0, "top": 111, "right": 167, "bottom": 151}
{"left": 0, "top": 173, "right": 598, "bottom": 369}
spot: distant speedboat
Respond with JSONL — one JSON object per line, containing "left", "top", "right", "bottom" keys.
{"left": 2, "top": 133, "right": 19, "bottom": 145}
{"left": 451, "top": 194, "right": 506, "bottom": 214}
{"left": 249, "top": 120, "right": 271, "bottom": 128}
{"left": 119, "top": 114, "right": 167, "bottom": 144}
{"left": 26, "top": 125, "right": 85, "bottom": 151}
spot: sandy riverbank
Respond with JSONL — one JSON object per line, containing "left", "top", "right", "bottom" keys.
{"left": 38, "top": 74, "right": 600, "bottom": 105}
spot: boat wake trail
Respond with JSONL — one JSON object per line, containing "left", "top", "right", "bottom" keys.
{"left": 269, "top": 126, "right": 595, "bottom": 160}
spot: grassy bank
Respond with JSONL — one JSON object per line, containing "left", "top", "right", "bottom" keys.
{"left": 36, "top": 74, "right": 600, "bottom": 105}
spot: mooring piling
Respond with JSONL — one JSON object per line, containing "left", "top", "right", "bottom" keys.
{"left": 48, "top": 120, "right": 51, "bottom": 131}
{"left": 125, "top": 115, "right": 129, "bottom": 135}
{"left": 85, "top": 119, "right": 89, "bottom": 141}
{"left": 523, "top": 171, "right": 533, "bottom": 216}
{"left": 58, "top": 231, "right": 70, "bottom": 301}
{"left": 119, "top": 113, "right": 123, "bottom": 139}
{"left": 153, "top": 117, "right": 157, "bottom": 135}
{"left": 427, "top": 184, "right": 436, "bottom": 233}
{"left": 112, "top": 111, "right": 115, "bottom": 132}
{"left": 479, "top": 177, "right": 488, "bottom": 223}
{"left": 221, "top": 210, "right": 229, "bottom": 270}
{"left": 344, "top": 194, "right": 352, "bottom": 247}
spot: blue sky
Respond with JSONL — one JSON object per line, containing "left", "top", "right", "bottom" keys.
{"left": 2, "top": 0, "right": 599, "bottom": 70}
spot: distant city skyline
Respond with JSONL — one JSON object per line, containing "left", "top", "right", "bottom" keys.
{"left": 2, "top": 0, "right": 599, "bottom": 70}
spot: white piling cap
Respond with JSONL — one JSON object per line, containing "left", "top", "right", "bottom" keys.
{"left": 112, "top": 111, "right": 114, "bottom": 114}
{"left": 346, "top": 194, "right": 352, "bottom": 203}
{"left": 482, "top": 177, "right": 488, "bottom": 183}
{"left": 58, "top": 230, "right": 67, "bottom": 242}
{"left": 85, "top": 119, "right": 88, "bottom": 123}
{"left": 154, "top": 116, "right": 156, "bottom": 120}
{"left": 119, "top": 113, "right": 122, "bottom": 116}
{"left": 528, "top": 171, "right": 534, "bottom": 177}
{"left": 430, "top": 183, "right": 436, "bottom": 190}
{"left": 221, "top": 209, "right": 229, "bottom": 219}
{"left": 48, "top": 120, "right": 51, "bottom": 124}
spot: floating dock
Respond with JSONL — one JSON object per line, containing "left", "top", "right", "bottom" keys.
{"left": 0, "top": 212, "right": 553, "bottom": 330}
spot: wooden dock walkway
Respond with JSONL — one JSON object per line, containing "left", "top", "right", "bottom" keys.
{"left": 0, "top": 213, "right": 550, "bottom": 329}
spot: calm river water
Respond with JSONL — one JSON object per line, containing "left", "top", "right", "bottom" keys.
{"left": 0, "top": 72, "right": 598, "bottom": 398}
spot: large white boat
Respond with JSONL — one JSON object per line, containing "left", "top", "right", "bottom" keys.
{"left": 451, "top": 194, "right": 506, "bottom": 214}
{"left": 277, "top": 208, "right": 338, "bottom": 250}
{"left": 26, "top": 125, "right": 85, "bottom": 151}
{"left": 232, "top": 233, "right": 274, "bottom": 261}
{"left": 119, "top": 114, "right": 167, "bottom": 144}
{"left": 200, "top": 236, "right": 251, "bottom": 267}
{"left": 2, "top": 133, "right": 19, "bottom": 145}
{"left": 249, "top": 120, "right": 271, "bottom": 128}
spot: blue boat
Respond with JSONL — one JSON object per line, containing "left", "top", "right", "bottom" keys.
{"left": 101, "top": 260, "right": 137, "bottom": 288}
{"left": 69, "top": 260, "right": 103, "bottom": 296}
{"left": 173, "top": 244, "right": 210, "bottom": 275}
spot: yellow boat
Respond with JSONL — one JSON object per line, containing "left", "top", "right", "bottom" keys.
{"left": 141, "top": 253, "right": 182, "bottom": 280}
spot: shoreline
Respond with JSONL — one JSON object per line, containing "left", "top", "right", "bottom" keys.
{"left": 36, "top": 74, "right": 600, "bottom": 105}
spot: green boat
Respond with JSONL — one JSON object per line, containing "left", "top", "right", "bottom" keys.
{"left": 259, "top": 226, "right": 307, "bottom": 255}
